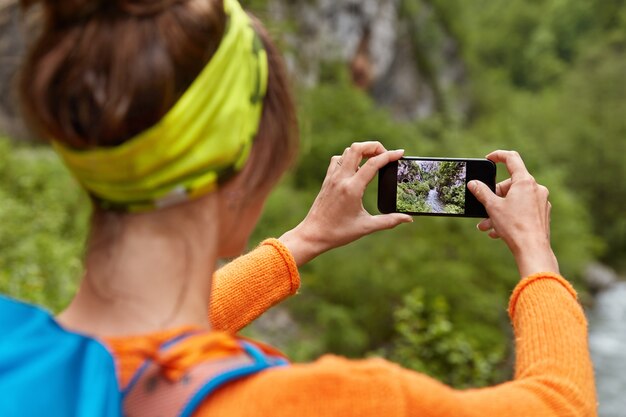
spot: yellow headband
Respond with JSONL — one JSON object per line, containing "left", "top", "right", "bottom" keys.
{"left": 53, "top": 0, "right": 268, "bottom": 212}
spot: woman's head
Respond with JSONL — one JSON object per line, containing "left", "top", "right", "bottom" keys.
{"left": 19, "top": 0, "right": 298, "bottom": 253}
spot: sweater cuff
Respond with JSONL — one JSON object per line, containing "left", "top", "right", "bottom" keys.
{"left": 508, "top": 272, "right": 578, "bottom": 319}
{"left": 260, "top": 238, "right": 301, "bottom": 295}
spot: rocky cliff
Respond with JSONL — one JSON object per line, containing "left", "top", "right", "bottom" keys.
{"left": 264, "top": 0, "right": 469, "bottom": 121}
{"left": 0, "top": 1, "right": 29, "bottom": 140}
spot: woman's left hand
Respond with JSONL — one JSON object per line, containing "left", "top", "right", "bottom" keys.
{"left": 279, "top": 141, "right": 413, "bottom": 266}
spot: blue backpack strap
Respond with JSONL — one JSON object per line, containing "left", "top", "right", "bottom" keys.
{"left": 0, "top": 295, "right": 122, "bottom": 417}
{"left": 123, "top": 334, "right": 287, "bottom": 417}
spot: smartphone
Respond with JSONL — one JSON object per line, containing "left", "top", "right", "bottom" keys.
{"left": 378, "top": 157, "right": 496, "bottom": 218}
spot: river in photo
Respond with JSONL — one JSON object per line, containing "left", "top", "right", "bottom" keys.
{"left": 426, "top": 189, "right": 446, "bottom": 213}
{"left": 588, "top": 282, "right": 626, "bottom": 417}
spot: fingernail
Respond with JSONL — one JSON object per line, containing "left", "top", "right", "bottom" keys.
{"left": 395, "top": 149, "right": 405, "bottom": 153}
{"left": 468, "top": 181, "right": 477, "bottom": 191}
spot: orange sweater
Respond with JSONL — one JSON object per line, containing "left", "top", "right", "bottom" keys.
{"left": 105, "top": 239, "right": 597, "bottom": 417}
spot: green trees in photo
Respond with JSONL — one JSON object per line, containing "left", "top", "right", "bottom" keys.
{"left": 435, "top": 161, "right": 465, "bottom": 213}
{"left": 397, "top": 181, "right": 430, "bottom": 213}
{"left": 397, "top": 161, "right": 432, "bottom": 213}
{"left": 397, "top": 160, "right": 466, "bottom": 215}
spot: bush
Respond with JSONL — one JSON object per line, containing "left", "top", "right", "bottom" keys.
{"left": 440, "top": 185, "right": 464, "bottom": 208}
{"left": 381, "top": 287, "right": 504, "bottom": 388}
{"left": 0, "top": 138, "right": 89, "bottom": 312}
{"left": 397, "top": 182, "right": 430, "bottom": 213}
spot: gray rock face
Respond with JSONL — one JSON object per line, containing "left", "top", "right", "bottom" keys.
{"left": 0, "top": 0, "right": 40, "bottom": 141}
{"left": 276, "top": 0, "right": 468, "bottom": 121}
{"left": 372, "top": 34, "right": 437, "bottom": 120}
{"left": 297, "top": 0, "right": 399, "bottom": 82}
{"left": 0, "top": 1, "right": 28, "bottom": 140}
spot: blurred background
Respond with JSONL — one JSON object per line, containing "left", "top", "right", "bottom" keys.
{"left": 0, "top": 0, "right": 624, "bottom": 415}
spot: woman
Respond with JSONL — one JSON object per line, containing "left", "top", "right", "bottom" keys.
{"left": 18, "top": 0, "right": 596, "bottom": 416}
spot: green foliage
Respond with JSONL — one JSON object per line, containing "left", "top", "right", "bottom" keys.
{"left": 382, "top": 288, "right": 504, "bottom": 388}
{"left": 453, "top": 0, "right": 595, "bottom": 89}
{"left": 0, "top": 138, "right": 89, "bottom": 312}
{"left": 435, "top": 161, "right": 465, "bottom": 210}
{"left": 294, "top": 81, "right": 432, "bottom": 189}
{"left": 440, "top": 185, "right": 464, "bottom": 209}
{"left": 397, "top": 182, "right": 430, "bottom": 213}
{"left": 443, "top": 203, "right": 463, "bottom": 215}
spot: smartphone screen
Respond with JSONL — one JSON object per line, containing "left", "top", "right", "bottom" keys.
{"left": 378, "top": 157, "right": 496, "bottom": 218}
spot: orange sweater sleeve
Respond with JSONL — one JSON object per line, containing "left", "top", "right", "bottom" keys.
{"left": 209, "top": 239, "right": 300, "bottom": 333}
{"left": 200, "top": 272, "right": 597, "bottom": 417}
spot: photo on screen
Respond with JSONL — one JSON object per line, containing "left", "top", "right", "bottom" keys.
{"left": 397, "top": 160, "right": 467, "bottom": 214}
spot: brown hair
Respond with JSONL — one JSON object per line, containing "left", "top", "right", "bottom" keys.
{"left": 19, "top": 0, "right": 298, "bottom": 195}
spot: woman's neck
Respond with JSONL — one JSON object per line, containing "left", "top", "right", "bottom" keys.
{"left": 57, "top": 200, "right": 219, "bottom": 338}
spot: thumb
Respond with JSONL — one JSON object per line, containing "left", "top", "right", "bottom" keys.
{"left": 468, "top": 180, "right": 496, "bottom": 207}
{"left": 368, "top": 213, "right": 413, "bottom": 233}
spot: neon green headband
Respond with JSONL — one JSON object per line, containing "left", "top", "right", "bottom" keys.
{"left": 53, "top": 0, "right": 268, "bottom": 212}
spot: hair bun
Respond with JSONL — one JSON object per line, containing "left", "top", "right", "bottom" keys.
{"left": 116, "top": 0, "right": 185, "bottom": 17}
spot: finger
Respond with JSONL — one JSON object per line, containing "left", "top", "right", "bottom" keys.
{"left": 486, "top": 150, "right": 530, "bottom": 180}
{"left": 547, "top": 201, "right": 552, "bottom": 240}
{"left": 353, "top": 149, "right": 405, "bottom": 189}
{"left": 477, "top": 218, "right": 492, "bottom": 232}
{"left": 538, "top": 185, "right": 550, "bottom": 201}
{"left": 488, "top": 230, "right": 501, "bottom": 240}
{"left": 327, "top": 156, "right": 342, "bottom": 175}
{"left": 495, "top": 179, "right": 513, "bottom": 197}
{"left": 366, "top": 213, "right": 413, "bottom": 233}
{"left": 341, "top": 141, "right": 387, "bottom": 173}
{"left": 468, "top": 180, "right": 498, "bottom": 208}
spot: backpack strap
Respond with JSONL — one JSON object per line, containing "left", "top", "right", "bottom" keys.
{"left": 123, "top": 333, "right": 287, "bottom": 417}
{"left": 0, "top": 296, "right": 122, "bottom": 417}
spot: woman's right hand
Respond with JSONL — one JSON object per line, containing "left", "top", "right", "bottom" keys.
{"left": 468, "top": 150, "right": 559, "bottom": 278}
{"left": 279, "top": 141, "right": 413, "bottom": 267}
